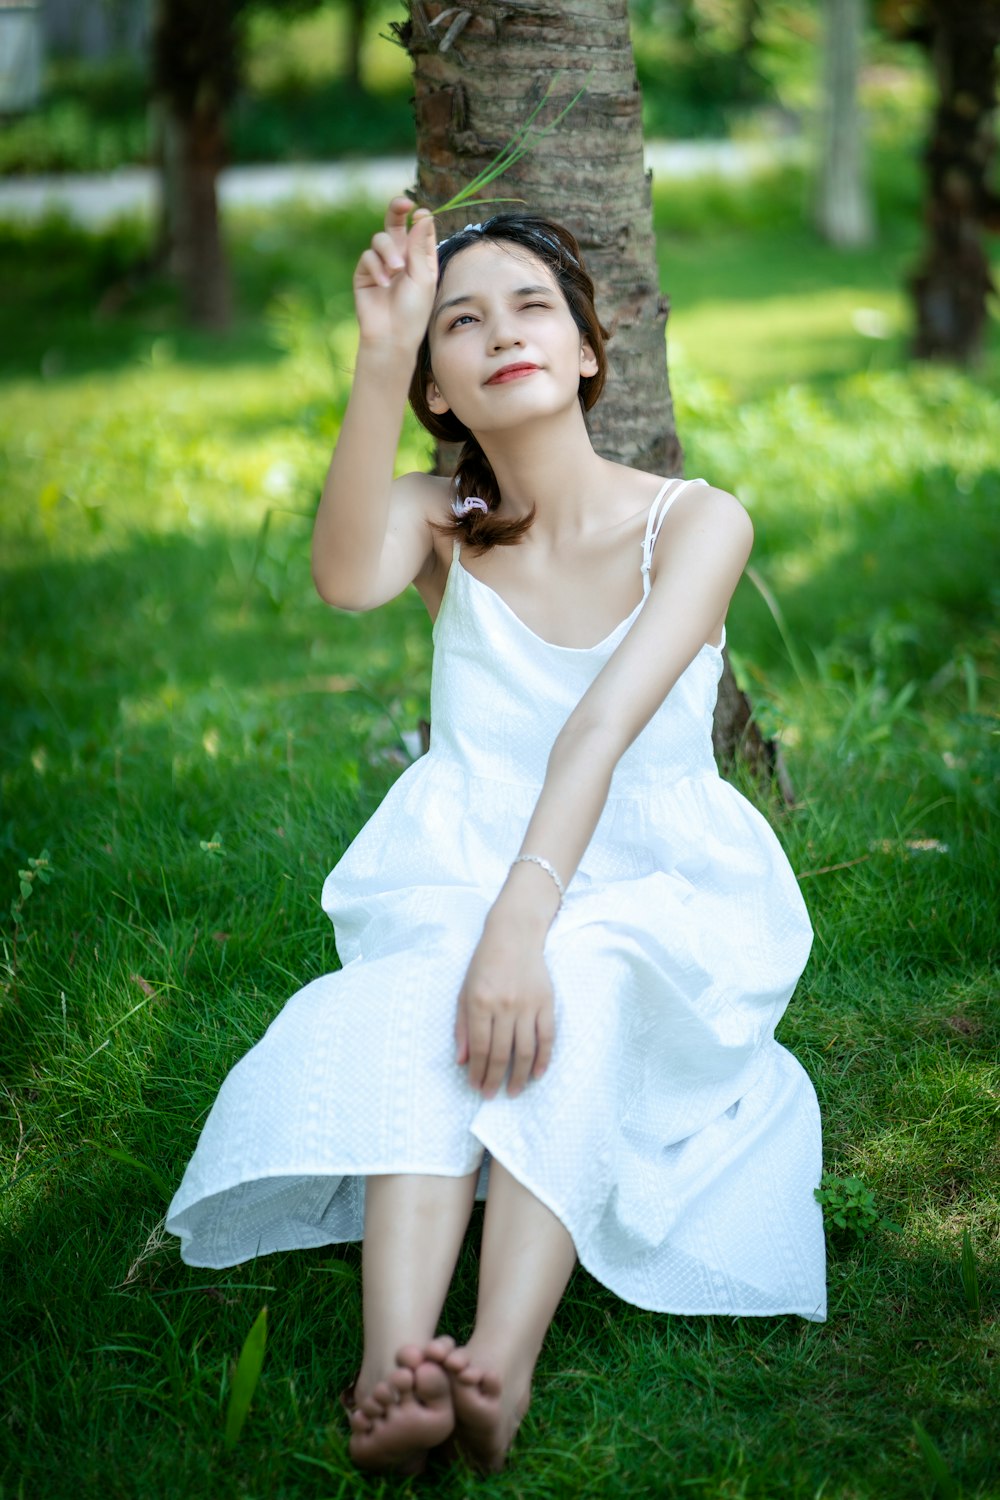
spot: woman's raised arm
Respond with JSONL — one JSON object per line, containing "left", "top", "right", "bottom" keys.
{"left": 311, "top": 198, "right": 444, "bottom": 611}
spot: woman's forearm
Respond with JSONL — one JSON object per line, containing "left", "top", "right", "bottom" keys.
{"left": 488, "top": 722, "right": 620, "bottom": 936}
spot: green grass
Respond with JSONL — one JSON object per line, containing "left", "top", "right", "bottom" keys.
{"left": 1, "top": 165, "right": 998, "bottom": 1497}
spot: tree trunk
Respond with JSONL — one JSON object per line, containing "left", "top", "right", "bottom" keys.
{"left": 909, "top": 1, "right": 1000, "bottom": 363}
{"left": 816, "top": 0, "right": 874, "bottom": 247}
{"left": 345, "top": 0, "right": 368, "bottom": 92}
{"left": 735, "top": 0, "right": 762, "bottom": 102}
{"left": 399, "top": 0, "right": 780, "bottom": 787}
{"left": 151, "top": 0, "right": 237, "bottom": 331}
{"left": 159, "top": 102, "right": 231, "bottom": 330}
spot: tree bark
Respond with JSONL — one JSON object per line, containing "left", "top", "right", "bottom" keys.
{"left": 401, "top": 0, "right": 681, "bottom": 474}
{"left": 398, "top": 0, "right": 780, "bottom": 786}
{"left": 156, "top": 99, "right": 232, "bottom": 330}
{"left": 151, "top": 0, "right": 238, "bottom": 331}
{"left": 816, "top": 0, "right": 874, "bottom": 248}
{"left": 908, "top": 1, "right": 1000, "bottom": 363}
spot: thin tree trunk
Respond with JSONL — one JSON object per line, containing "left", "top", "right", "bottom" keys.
{"left": 151, "top": 0, "right": 236, "bottom": 332}
{"left": 345, "top": 0, "right": 367, "bottom": 92}
{"left": 816, "top": 0, "right": 874, "bottom": 247}
{"left": 909, "top": 1, "right": 1000, "bottom": 363}
{"left": 158, "top": 100, "right": 231, "bottom": 330}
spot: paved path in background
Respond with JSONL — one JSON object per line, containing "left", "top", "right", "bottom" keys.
{"left": 0, "top": 138, "right": 806, "bottom": 227}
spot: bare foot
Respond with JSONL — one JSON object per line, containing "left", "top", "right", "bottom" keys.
{"left": 346, "top": 1346, "right": 455, "bottom": 1474}
{"left": 430, "top": 1342, "right": 530, "bottom": 1472}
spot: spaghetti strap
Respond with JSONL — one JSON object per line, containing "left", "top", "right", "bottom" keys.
{"left": 640, "top": 477, "right": 709, "bottom": 596}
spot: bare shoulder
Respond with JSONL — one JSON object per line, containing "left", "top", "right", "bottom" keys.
{"left": 671, "top": 480, "right": 753, "bottom": 552}
{"left": 389, "top": 468, "right": 452, "bottom": 539}
{"left": 391, "top": 468, "right": 453, "bottom": 517}
{"left": 388, "top": 470, "right": 456, "bottom": 600}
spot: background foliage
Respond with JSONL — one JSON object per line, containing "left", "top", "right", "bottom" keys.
{"left": 0, "top": 0, "right": 935, "bottom": 172}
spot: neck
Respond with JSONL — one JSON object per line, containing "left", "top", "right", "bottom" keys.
{"left": 474, "top": 405, "right": 612, "bottom": 542}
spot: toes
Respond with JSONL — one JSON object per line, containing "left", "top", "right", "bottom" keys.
{"left": 443, "top": 1347, "right": 472, "bottom": 1374}
{"left": 396, "top": 1343, "right": 424, "bottom": 1371}
{"left": 413, "top": 1359, "right": 451, "bottom": 1403}
{"left": 387, "top": 1366, "right": 415, "bottom": 1399}
{"left": 426, "top": 1334, "right": 457, "bottom": 1362}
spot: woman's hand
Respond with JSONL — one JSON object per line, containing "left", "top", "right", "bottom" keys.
{"left": 353, "top": 196, "right": 438, "bottom": 353}
{"left": 456, "top": 915, "right": 555, "bottom": 1100}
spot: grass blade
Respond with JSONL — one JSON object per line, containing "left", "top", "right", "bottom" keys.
{"left": 88, "top": 1142, "right": 171, "bottom": 1201}
{"left": 434, "top": 72, "right": 591, "bottom": 217}
{"left": 960, "top": 1228, "right": 981, "bottom": 1317}
{"left": 912, "top": 1420, "right": 960, "bottom": 1499}
{"left": 223, "top": 1306, "right": 268, "bottom": 1452}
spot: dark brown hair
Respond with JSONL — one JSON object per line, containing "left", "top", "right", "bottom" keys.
{"left": 408, "top": 214, "right": 609, "bottom": 552}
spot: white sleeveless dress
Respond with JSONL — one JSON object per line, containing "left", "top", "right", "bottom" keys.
{"left": 166, "top": 478, "right": 827, "bottom": 1322}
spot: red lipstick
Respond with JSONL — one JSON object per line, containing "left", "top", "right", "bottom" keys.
{"left": 485, "top": 363, "right": 540, "bottom": 385}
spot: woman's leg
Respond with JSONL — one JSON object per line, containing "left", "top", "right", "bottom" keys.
{"left": 431, "top": 1161, "right": 577, "bottom": 1470}
{"left": 348, "top": 1169, "right": 479, "bottom": 1472}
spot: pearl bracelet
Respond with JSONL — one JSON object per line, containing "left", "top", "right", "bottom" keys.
{"left": 511, "top": 854, "right": 566, "bottom": 906}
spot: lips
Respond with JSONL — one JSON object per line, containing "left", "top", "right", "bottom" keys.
{"left": 485, "top": 363, "right": 540, "bottom": 385}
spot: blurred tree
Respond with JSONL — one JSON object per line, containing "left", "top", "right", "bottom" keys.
{"left": 397, "top": 0, "right": 782, "bottom": 785}
{"left": 151, "top": 0, "right": 240, "bottom": 329}
{"left": 344, "top": 0, "right": 371, "bottom": 91}
{"left": 880, "top": 0, "right": 1000, "bottom": 363}
{"left": 816, "top": 0, "right": 874, "bottom": 246}
{"left": 151, "top": 0, "right": 326, "bottom": 330}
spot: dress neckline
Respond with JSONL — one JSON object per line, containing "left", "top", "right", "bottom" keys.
{"left": 455, "top": 557, "right": 645, "bottom": 654}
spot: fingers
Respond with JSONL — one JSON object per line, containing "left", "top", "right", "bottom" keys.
{"left": 464, "top": 1006, "right": 495, "bottom": 1093}
{"left": 532, "top": 1004, "right": 555, "bottom": 1081}
{"left": 407, "top": 208, "right": 438, "bottom": 283}
{"left": 356, "top": 229, "right": 405, "bottom": 290}
{"left": 460, "top": 998, "right": 554, "bottom": 1097}
{"left": 357, "top": 202, "right": 437, "bottom": 292}
{"left": 454, "top": 1000, "right": 469, "bottom": 1067}
{"left": 506, "top": 1015, "right": 539, "bottom": 1098}
{"left": 480, "top": 1016, "right": 515, "bottom": 1099}
{"left": 384, "top": 194, "right": 415, "bottom": 233}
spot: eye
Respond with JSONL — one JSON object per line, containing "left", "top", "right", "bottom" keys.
{"left": 522, "top": 302, "right": 550, "bottom": 311}
{"left": 447, "top": 313, "right": 477, "bottom": 330}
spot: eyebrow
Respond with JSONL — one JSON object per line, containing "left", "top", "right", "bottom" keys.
{"left": 433, "top": 285, "right": 555, "bottom": 323}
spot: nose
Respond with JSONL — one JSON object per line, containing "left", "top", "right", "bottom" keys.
{"left": 488, "top": 310, "right": 523, "bottom": 352}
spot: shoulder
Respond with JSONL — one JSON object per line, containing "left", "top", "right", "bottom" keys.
{"left": 389, "top": 471, "right": 457, "bottom": 592}
{"left": 646, "top": 479, "right": 753, "bottom": 597}
{"left": 668, "top": 480, "right": 753, "bottom": 551}
{"left": 391, "top": 469, "right": 454, "bottom": 517}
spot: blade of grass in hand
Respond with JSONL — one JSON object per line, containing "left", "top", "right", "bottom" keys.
{"left": 434, "top": 73, "right": 591, "bottom": 218}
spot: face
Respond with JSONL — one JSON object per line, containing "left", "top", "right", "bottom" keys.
{"left": 425, "top": 240, "right": 598, "bottom": 434}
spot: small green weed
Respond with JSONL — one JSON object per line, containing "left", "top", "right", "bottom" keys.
{"left": 814, "top": 1173, "right": 901, "bottom": 1241}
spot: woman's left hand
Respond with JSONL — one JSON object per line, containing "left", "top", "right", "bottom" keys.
{"left": 455, "top": 917, "right": 555, "bottom": 1099}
